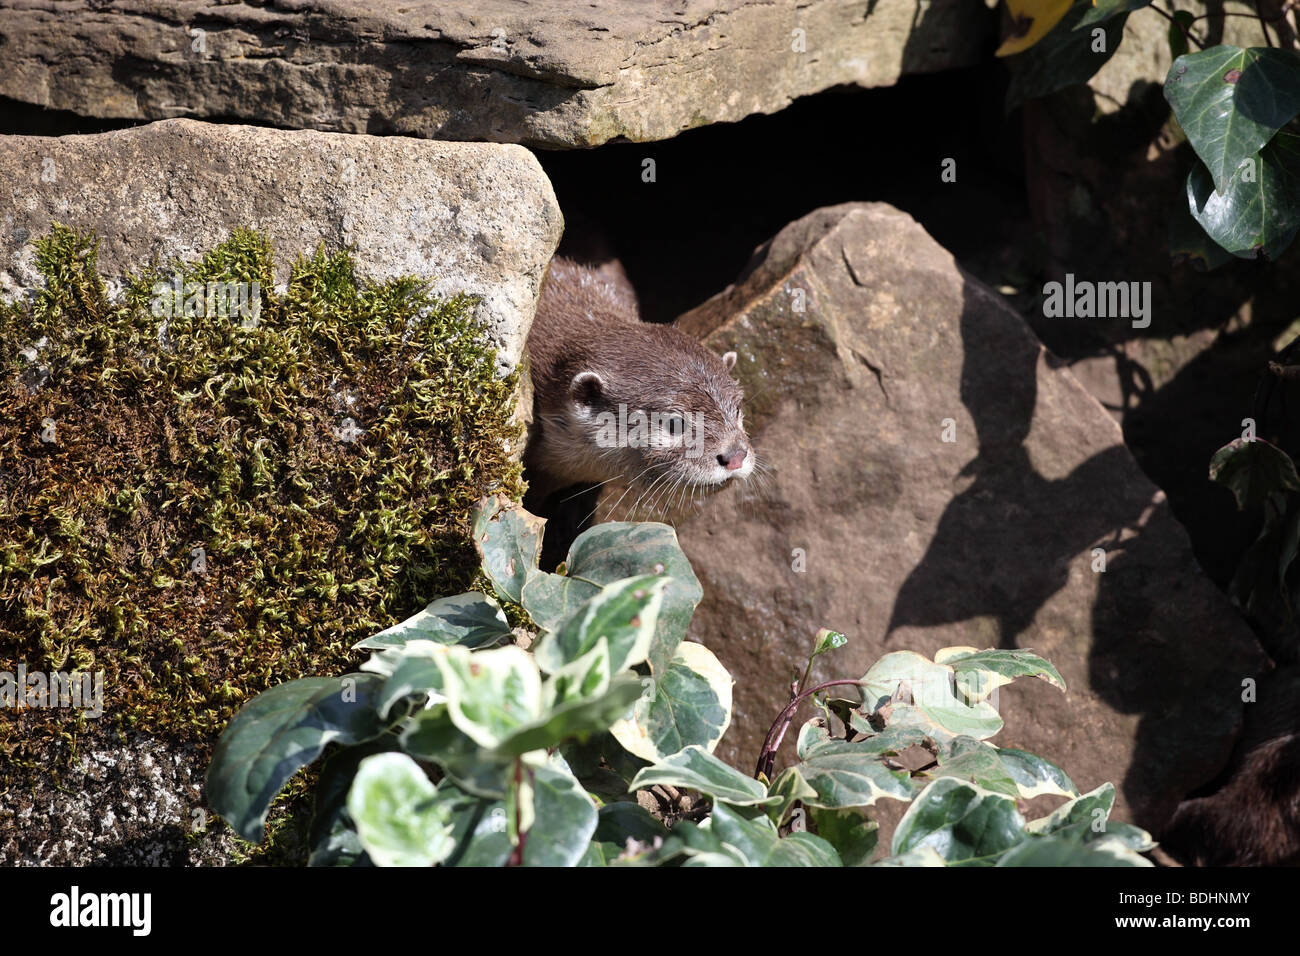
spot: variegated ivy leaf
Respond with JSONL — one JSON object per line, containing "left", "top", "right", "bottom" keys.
{"left": 1024, "top": 783, "right": 1155, "bottom": 852}
{"left": 789, "top": 724, "right": 921, "bottom": 810}
{"left": 996, "top": 748, "right": 1077, "bottom": 799}
{"left": 766, "top": 766, "right": 818, "bottom": 826}
{"left": 521, "top": 761, "right": 599, "bottom": 868}
{"left": 533, "top": 574, "right": 668, "bottom": 677}
{"left": 706, "top": 802, "right": 841, "bottom": 867}
{"left": 610, "top": 641, "right": 732, "bottom": 761}
{"left": 370, "top": 639, "right": 447, "bottom": 718}
{"left": 520, "top": 521, "right": 701, "bottom": 678}
{"left": 472, "top": 495, "right": 545, "bottom": 605}
{"left": 630, "top": 744, "right": 777, "bottom": 807}
{"left": 353, "top": 591, "right": 512, "bottom": 652}
{"left": 996, "top": 834, "right": 1153, "bottom": 866}
{"left": 347, "top": 753, "right": 454, "bottom": 867}
{"left": 861, "top": 651, "right": 1003, "bottom": 739}
{"left": 891, "top": 777, "right": 1028, "bottom": 865}
{"left": 933, "top": 646, "right": 1066, "bottom": 702}
{"left": 435, "top": 644, "right": 543, "bottom": 749}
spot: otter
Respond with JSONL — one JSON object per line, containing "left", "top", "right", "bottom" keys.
{"left": 524, "top": 257, "right": 752, "bottom": 511}
{"left": 1159, "top": 667, "right": 1300, "bottom": 866}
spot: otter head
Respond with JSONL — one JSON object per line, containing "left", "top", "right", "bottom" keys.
{"left": 565, "top": 337, "right": 753, "bottom": 497}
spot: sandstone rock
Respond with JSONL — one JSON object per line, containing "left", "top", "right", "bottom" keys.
{"left": 0, "top": 0, "right": 992, "bottom": 148}
{"left": 0, "top": 117, "right": 559, "bottom": 865}
{"left": 0, "top": 118, "right": 562, "bottom": 372}
{"left": 662, "top": 202, "right": 1265, "bottom": 835}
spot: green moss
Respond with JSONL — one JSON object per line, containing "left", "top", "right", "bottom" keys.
{"left": 0, "top": 224, "right": 523, "bottom": 769}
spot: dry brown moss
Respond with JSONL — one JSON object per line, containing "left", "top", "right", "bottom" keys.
{"left": 0, "top": 225, "right": 523, "bottom": 769}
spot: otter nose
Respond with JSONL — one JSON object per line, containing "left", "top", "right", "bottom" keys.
{"left": 718, "top": 448, "right": 747, "bottom": 471}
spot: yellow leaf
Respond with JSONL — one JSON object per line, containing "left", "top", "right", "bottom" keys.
{"left": 995, "top": 0, "right": 1075, "bottom": 57}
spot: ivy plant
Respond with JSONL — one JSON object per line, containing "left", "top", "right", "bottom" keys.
{"left": 206, "top": 497, "right": 1155, "bottom": 866}
{"left": 1001, "top": 0, "right": 1300, "bottom": 266}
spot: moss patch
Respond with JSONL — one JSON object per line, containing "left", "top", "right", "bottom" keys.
{"left": 0, "top": 225, "right": 523, "bottom": 770}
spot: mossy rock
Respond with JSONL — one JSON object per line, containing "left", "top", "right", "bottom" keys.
{"left": 0, "top": 224, "right": 524, "bottom": 780}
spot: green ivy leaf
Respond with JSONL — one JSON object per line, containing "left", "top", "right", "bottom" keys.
{"left": 610, "top": 641, "right": 732, "bottom": 761}
{"left": 891, "top": 778, "right": 1028, "bottom": 865}
{"left": 1169, "top": 189, "right": 1236, "bottom": 271}
{"left": 206, "top": 674, "right": 388, "bottom": 843}
{"left": 438, "top": 783, "right": 513, "bottom": 867}
{"left": 307, "top": 738, "right": 398, "bottom": 867}
{"left": 1165, "top": 46, "right": 1300, "bottom": 193}
{"left": 808, "top": 808, "right": 879, "bottom": 866}
{"left": 1076, "top": 0, "right": 1150, "bottom": 29}
{"left": 1005, "top": 1, "right": 1129, "bottom": 111}
{"left": 630, "top": 744, "right": 777, "bottom": 806}
{"left": 1210, "top": 436, "right": 1300, "bottom": 509}
{"left": 1186, "top": 135, "right": 1300, "bottom": 260}
{"left": 353, "top": 592, "right": 512, "bottom": 651}
{"left": 346, "top": 753, "right": 455, "bottom": 867}
{"left": 1167, "top": 10, "right": 1196, "bottom": 61}
{"left": 472, "top": 495, "right": 545, "bottom": 604}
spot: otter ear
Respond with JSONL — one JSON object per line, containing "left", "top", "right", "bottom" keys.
{"left": 570, "top": 371, "right": 604, "bottom": 411}
{"left": 721, "top": 351, "right": 738, "bottom": 371}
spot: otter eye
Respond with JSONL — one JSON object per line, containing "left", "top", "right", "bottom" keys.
{"left": 666, "top": 414, "right": 686, "bottom": 436}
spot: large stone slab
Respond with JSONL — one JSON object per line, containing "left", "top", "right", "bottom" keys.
{"left": 0, "top": 0, "right": 992, "bottom": 148}
{"left": 0, "top": 117, "right": 559, "bottom": 865}
{"left": 0, "top": 118, "right": 562, "bottom": 372}
{"left": 667, "top": 202, "right": 1265, "bottom": 833}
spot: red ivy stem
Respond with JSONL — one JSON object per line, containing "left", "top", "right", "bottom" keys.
{"left": 507, "top": 759, "right": 527, "bottom": 866}
{"left": 754, "top": 679, "right": 871, "bottom": 780}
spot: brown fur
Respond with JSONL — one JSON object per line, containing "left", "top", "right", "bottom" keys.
{"left": 524, "top": 257, "right": 751, "bottom": 502}
{"left": 1161, "top": 668, "right": 1300, "bottom": 866}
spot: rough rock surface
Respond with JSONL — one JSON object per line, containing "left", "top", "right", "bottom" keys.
{"left": 664, "top": 202, "right": 1265, "bottom": 834}
{"left": 0, "top": 734, "right": 241, "bottom": 866}
{"left": 0, "top": 118, "right": 562, "bottom": 372}
{"left": 0, "top": 118, "right": 559, "bottom": 865}
{"left": 0, "top": 0, "right": 992, "bottom": 148}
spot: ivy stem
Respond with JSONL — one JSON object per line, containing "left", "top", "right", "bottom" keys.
{"left": 1148, "top": 2, "right": 1207, "bottom": 50}
{"left": 1259, "top": 0, "right": 1275, "bottom": 45}
{"left": 754, "top": 678, "right": 870, "bottom": 779}
{"left": 507, "top": 759, "right": 527, "bottom": 866}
